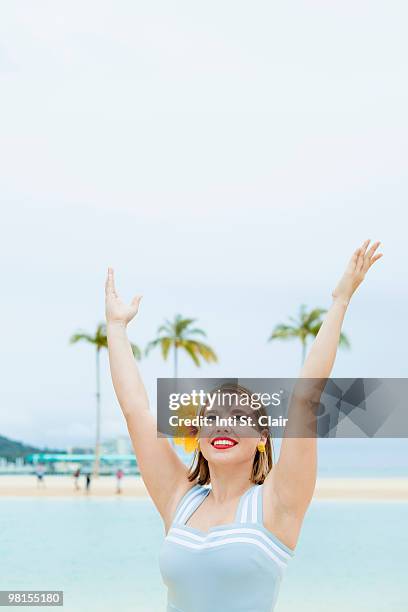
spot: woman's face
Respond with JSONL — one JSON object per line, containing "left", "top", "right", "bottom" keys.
{"left": 198, "top": 400, "right": 267, "bottom": 467}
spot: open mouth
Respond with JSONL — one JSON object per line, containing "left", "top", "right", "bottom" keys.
{"left": 211, "top": 436, "right": 238, "bottom": 450}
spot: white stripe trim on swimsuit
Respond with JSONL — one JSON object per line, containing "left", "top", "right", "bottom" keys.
{"left": 165, "top": 535, "right": 288, "bottom": 570}
{"left": 169, "top": 526, "right": 292, "bottom": 561}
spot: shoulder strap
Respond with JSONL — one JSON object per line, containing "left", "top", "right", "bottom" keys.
{"left": 237, "top": 484, "right": 263, "bottom": 524}
{"left": 253, "top": 483, "right": 264, "bottom": 524}
{"left": 172, "top": 484, "right": 209, "bottom": 526}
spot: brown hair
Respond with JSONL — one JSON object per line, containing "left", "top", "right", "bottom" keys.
{"left": 187, "top": 383, "right": 274, "bottom": 485}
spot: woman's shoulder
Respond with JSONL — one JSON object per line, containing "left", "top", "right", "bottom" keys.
{"left": 164, "top": 481, "right": 206, "bottom": 533}
{"left": 173, "top": 482, "right": 207, "bottom": 512}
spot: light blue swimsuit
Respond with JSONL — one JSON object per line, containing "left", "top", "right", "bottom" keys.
{"left": 159, "top": 483, "right": 295, "bottom": 612}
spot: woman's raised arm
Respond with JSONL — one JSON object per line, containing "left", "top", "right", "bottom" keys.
{"left": 105, "top": 268, "right": 190, "bottom": 527}
{"left": 264, "top": 240, "right": 383, "bottom": 522}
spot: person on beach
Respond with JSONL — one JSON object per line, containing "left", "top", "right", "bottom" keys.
{"left": 85, "top": 471, "right": 91, "bottom": 493}
{"left": 115, "top": 468, "right": 124, "bottom": 494}
{"left": 73, "top": 467, "right": 81, "bottom": 490}
{"left": 105, "top": 240, "right": 382, "bottom": 612}
{"left": 35, "top": 463, "right": 46, "bottom": 489}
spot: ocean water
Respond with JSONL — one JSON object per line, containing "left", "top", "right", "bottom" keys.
{"left": 1, "top": 497, "right": 407, "bottom": 612}
{"left": 177, "top": 438, "right": 408, "bottom": 477}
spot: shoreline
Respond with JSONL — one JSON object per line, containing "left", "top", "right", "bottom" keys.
{"left": 1, "top": 475, "right": 408, "bottom": 500}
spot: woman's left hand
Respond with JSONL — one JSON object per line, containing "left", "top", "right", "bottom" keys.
{"left": 332, "top": 239, "right": 383, "bottom": 303}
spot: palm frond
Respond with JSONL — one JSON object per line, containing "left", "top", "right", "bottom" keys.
{"left": 130, "top": 343, "right": 142, "bottom": 360}
{"left": 175, "top": 317, "right": 197, "bottom": 336}
{"left": 160, "top": 337, "right": 173, "bottom": 360}
{"left": 186, "top": 328, "right": 206, "bottom": 337}
{"left": 95, "top": 322, "right": 107, "bottom": 336}
{"left": 339, "top": 332, "right": 351, "bottom": 349}
{"left": 157, "top": 323, "right": 172, "bottom": 335}
{"left": 304, "top": 308, "right": 327, "bottom": 327}
{"left": 268, "top": 324, "right": 299, "bottom": 342}
{"left": 145, "top": 338, "right": 163, "bottom": 356}
{"left": 269, "top": 302, "right": 352, "bottom": 362}
{"left": 187, "top": 340, "right": 218, "bottom": 363}
{"left": 69, "top": 332, "right": 95, "bottom": 345}
{"left": 147, "top": 314, "right": 217, "bottom": 374}
{"left": 288, "top": 315, "right": 300, "bottom": 326}
{"left": 309, "top": 323, "right": 323, "bottom": 338}
{"left": 98, "top": 336, "right": 108, "bottom": 349}
{"left": 180, "top": 342, "right": 201, "bottom": 366}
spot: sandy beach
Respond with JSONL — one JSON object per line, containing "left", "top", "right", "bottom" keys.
{"left": 1, "top": 475, "right": 407, "bottom": 500}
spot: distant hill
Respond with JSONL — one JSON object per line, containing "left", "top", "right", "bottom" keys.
{"left": 0, "top": 435, "right": 65, "bottom": 462}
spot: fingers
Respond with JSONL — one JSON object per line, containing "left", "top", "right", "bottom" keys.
{"left": 366, "top": 240, "right": 381, "bottom": 259}
{"left": 364, "top": 241, "right": 381, "bottom": 271}
{"left": 105, "top": 267, "right": 117, "bottom": 297}
{"left": 131, "top": 295, "right": 143, "bottom": 309}
{"left": 353, "top": 240, "right": 383, "bottom": 274}
{"left": 348, "top": 247, "right": 361, "bottom": 271}
{"left": 349, "top": 239, "right": 382, "bottom": 275}
{"left": 360, "top": 240, "right": 382, "bottom": 272}
{"left": 369, "top": 252, "right": 383, "bottom": 268}
{"left": 360, "top": 238, "right": 371, "bottom": 254}
{"left": 357, "top": 239, "right": 370, "bottom": 272}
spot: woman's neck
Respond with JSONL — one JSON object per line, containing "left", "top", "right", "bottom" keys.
{"left": 207, "top": 464, "right": 254, "bottom": 503}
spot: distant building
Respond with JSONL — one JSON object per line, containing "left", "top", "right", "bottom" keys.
{"left": 24, "top": 436, "right": 137, "bottom": 474}
{"left": 101, "top": 436, "right": 132, "bottom": 455}
{"left": 68, "top": 446, "right": 94, "bottom": 454}
{"left": 26, "top": 452, "right": 139, "bottom": 474}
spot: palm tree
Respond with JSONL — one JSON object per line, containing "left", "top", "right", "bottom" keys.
{"left": 70, "top": 322, "right": 141, "bottom": 477}
{"left": 268, "top": 304, "right": 350, "bottom": 365}
{"left": 145, "top": 314, "right": 217, "bottom": 377}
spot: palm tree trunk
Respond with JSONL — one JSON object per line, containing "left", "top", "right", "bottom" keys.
{"left": 171, "top": 344, "right": 179, "bottom": 452}
{"left": 93, "top": 347, "right": 101, "bottom": 478}
{"left": 174, "top": 345, "right": 178, "bottom": 379}
{"left": 301, "top": 340, "right": 307, "bottom": 365}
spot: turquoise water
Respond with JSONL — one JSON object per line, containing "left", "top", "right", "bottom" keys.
{"left": 1, "top": 497, "right": 407, "bottom": 612}
{"left": 177, "top": 438, "right": 408, "bottom": 477}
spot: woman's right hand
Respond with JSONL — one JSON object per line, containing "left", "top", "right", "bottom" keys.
{"left": 105, "top": 267, "right": 142, "bottom": 327}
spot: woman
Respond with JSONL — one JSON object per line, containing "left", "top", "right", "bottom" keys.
{"left": 105, "top": 239, "right": 382, "bottom": 612}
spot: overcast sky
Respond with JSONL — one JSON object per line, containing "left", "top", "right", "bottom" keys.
{"left": 1, "top": 1, "right": 407, "bottom": 452}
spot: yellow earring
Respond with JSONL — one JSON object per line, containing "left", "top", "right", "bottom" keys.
{"left": 257, "top": 441, "right": 266, "bottom": 453}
